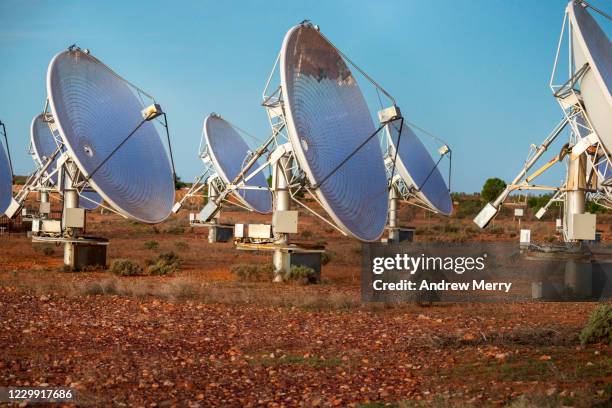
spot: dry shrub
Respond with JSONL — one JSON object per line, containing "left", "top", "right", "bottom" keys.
{"left": 580, "top": 303, "right": 612, "bottom": 345}
{"left": 143, "top": 240, "right": 159, "bottom": 250}
{"left": 81, "top": 264, "right": 107, "bottom": 272}
{"left": 175, "top": 241, "right": 189, "bottom": 250}
{"left": 110, "top": 259, "right": 145, "bottom": 276}
{"left": 6, "top": 274, "right": 360, "bottom": 310}
{"left": 321, "top": 251, "right": 334, "bottom": 265}
{"left": 490, "top": 225, "right": 504, "bottom": 235}
{"left": 284, "top": 265, "right": 316, "bottom": 284}
{"left": 84, "top": 278, "right": 120, "bottom": 295}
{"left": 230, "top": 263, "right": 274, "bottom": 282}
{"left": 147, "top": 252, "right": 181, "bottom": 276}
{"left": 164, "top": 226, "right": 185, "bottom": 235}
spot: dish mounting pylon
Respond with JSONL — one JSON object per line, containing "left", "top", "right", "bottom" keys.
{"left": 474, "top": 1, "right": 611, "bottom": 243}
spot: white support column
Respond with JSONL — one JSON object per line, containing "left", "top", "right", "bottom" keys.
{"left": 272, "top": 155, "right": 292, "bottom": 282}
{"left": 564, "top": 154, "right": 586, "bottom": 242}
{"left": 207, "top": 180, "right": 219, "bottom": 243}
{"left": 388, "top": 184, "right": 399, "bottom": 242}
{"left": 40, "top": 190, "right": 49, "bottom": 218}
{"left": 63, "top": 161, "right": 80, "bottom": 268}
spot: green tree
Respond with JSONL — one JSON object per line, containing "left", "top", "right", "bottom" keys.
{"left": 481, "top": 178, "right": 506, "bottom": 202}
{"left": 175, "top": 175, "right": 188, "bottom": 190}
{"left": 527, "top": 194, "right": 552, "bottom": 211}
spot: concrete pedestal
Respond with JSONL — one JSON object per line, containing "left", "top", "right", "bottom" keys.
{"left": 208, "top": 225, "right": 234, "bottom": 243}
{"left": 64, "top": 240, "right": 108, "bottom": 271}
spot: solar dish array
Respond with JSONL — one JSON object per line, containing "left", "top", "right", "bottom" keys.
{"left": 31, "top": 114, "right": 103, "bottom": 210}
{"left": 0, "top": 136, "right": 11, "bottom": 216}
{"left": 387, "top": 122, "right": 452, "bottom": 215}
{"left": 204, "top": 115, "right": 272, "bottom": 214}
{"left": 569, "top": 1, "right": 612, "bottom": 155}
{"left": 280, "top": 24, "right": 389, "bottom": 242}
{"left": 47, "top": 49, "right": 175, "bottom": 223}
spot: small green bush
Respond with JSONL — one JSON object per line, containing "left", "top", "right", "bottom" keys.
{"left": 110, "top": 259, "right": 145, "bottom": 276}
{"left": 284, "top": 264, "right": 316, "bottom": 284}
{"left": 580, "top": 304, "right": 612, "bottom": 345}
{"left": 230, "top": 263, "right": 274, "bottom": 282}
{"left": 443, "top": 224, "right": 459, "bottom": 233}
{"left": 455, "top": 198, "right": 483, "bottom": 219}
{"left": 490, "top": 225, "right": 504, "bottom": 235}
{"left": 81, "top": 264, "right": 106, "bottom": 272}
{"left": 464, "top": 226, "right": 479, "bottom": 236}
{"left": 143, "top": 240, "right": 159, "bottom": 250}
{"left": 321, "top": 251, "right": 335, "bottom": 265}
{"left": 175, "top": 241, "right": 189, "bottom": 250}
{"left": 165, "top": 226, "right": 185, "bottom": 235}
{"left": 147, "top": 251, "right": 181, "bottom": 276}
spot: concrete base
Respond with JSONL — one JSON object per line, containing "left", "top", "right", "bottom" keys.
{"left": 384, "top": 227, "right": 415, "bottom": 244}
{"left": 65, "top": 241, "right": 107, "bottom": 271}
{"left": 208, "top": 225, "right": 233, "bottom": 243}
{"left": 273, "top": 250, "right": 323, "bottom": 283}
{"left": 235, "top": 242, "right": 324, "bottom": 283}
{"left": 288, "top": 251, "right": 322, "bottom": 283}
{"left": 532, "top": 261, "right": 593, "bottom": 300}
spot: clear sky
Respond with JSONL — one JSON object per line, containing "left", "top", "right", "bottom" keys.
{"left": 0, "top": 0, "right": 610, "bottom": 194}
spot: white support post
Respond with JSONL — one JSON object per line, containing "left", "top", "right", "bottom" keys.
{"left": 564, "top": 154, "right": 587, "bottom": 242}
{"left": 272, "top": 155, "right": 292, "bottom": 282}
{"left": 388, "top": 185, "right": 399, "bottom": 242}
{"left": 63, "top": 161, "right": 80, "bottom": 268}
{"left": 207, "top": 179, "right": 219, "bottom": 243}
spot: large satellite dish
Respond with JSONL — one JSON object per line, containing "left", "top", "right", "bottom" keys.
{"left": 568, "top": 1, "right": 612, "bottom": 154}
{"left": 474, "top": 1, "right": 610, "bottom": 242}
{"left": 0, "top": 132, "right": 12, "bottom": 216}
{"left": 204, "top": 115, "right": 272, "bottom": 213}
{"left": 47, "top": 49, "right": 174, "bottom": 223}
{"left": 387, "top": 121, "right": 452, "bottom": 215}
{"left": 280, "top": 24, "right": 388, "bottom": 241}
{"left": 31, "top": 113, "right": 103, "bottom": 210}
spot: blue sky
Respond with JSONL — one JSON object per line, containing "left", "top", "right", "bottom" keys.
{"left": 0, "top": 0, "right": 610, "bottom": 194}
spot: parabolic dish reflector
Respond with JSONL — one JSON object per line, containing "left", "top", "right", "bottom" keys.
{"left": 31, "top": 114, "right": 102, "bottom": 210}
{"left": 204, "top": 115, "right": 272, "bottom": 213}
{"left": 46, "top": 49, "right": 175, "bottom": 223}
{"left": 280, "top": 24, "right": 388, "bottom": 241}
{"left": 0, "top": 135, "right": 12, "bottom": 216}
{"left": 568, "top": 1, "right": 612, "bottom": 154}
{"left": 387, "top": 122, "right": 452, "bottom": 215}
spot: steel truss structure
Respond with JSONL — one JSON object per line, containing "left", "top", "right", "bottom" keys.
{"left": 180, "top": 22, "right": 454, "bottom": 248}
{"left": 474, "top": 1, "right": 611, "bottom": 243}
{"left": 10, "top": 46, "right": 174, "bottom": 244}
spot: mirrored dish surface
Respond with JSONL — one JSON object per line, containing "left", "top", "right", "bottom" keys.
{"left": 31, "top": 114, "right": 103, "bottom": 210}
{"left": 204, "top": 115, "right": 272, "bottom": 213}
{"left": 568, "top": 1, "right": 612, "bottom": 154}
{"left": 0, "top": 135, "right": 12, "bottom": 216}
{"left": 387, "top": 122, "right": 452, "bottom": 215}
{"left": 47, "top": 49, "right": 174, "bottom": 223}
{"left": 280, "top": 24, "right": 388, "bottom": 241}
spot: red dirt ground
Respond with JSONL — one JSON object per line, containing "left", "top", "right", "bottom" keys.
{"left": 0, "top": 194, "right": 610, "bottom": 407}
